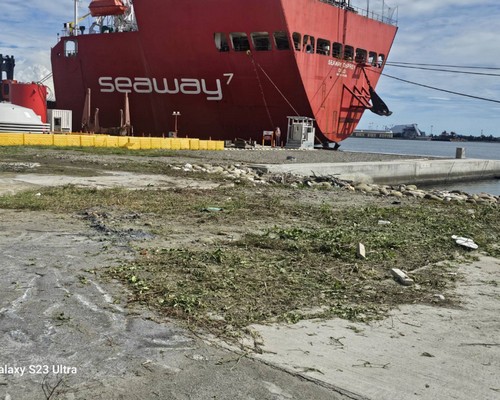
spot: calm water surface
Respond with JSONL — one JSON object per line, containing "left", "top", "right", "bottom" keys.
{"left": 340, "top": 138, "right": 500, "bottom": 195}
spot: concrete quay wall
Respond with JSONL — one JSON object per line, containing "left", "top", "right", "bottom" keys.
{"left": 256, "top": 159, "right": 500, "bottom": 185}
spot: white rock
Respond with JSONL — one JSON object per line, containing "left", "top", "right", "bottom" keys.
{"left": 391, "top": 268, "right": 414, "bottom": 286}
{"left": 452, "top": 235, "right": 478, "bottom": 250}
{"left": 357, "top": 243, "right": 366, "bottom": 259}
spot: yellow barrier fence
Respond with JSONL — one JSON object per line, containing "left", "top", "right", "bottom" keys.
{"left": 198, "top": 140, "right": 208, "bottom": 150}
{"left": 0, "top": 133, "right": 24, "bottom": 146}
{"left": 23, "top": 134, "right": 54, "bottom": 146}
{"left": 93, "top": 136, "right": 106, "bottom": 147}
{"left": 151, "top": 138, "right": 163, "bottom": 149}
{"left": 161, "top": 138, "right": 172, "bottom": 150}
{"left": 0, "top": 133, "right": 224, "bottom": 151}
{"left": 66, "top": 135, "right": 82, "bottom": 147}
{"left": 81, "top": 136, "right": 96, "bottom": 147}
{"left": 179, "top": 138, "right": 190, "bottom": 150}
{"left": 189, "top": 139, "right": 200, "bottom": 150}
{"left": 139, "top": 138, "right": 152, "bottom": 150}
{"left": 170, "top": 138, "right": 181, "bottom": 150}
{"left": 106, "top": 136, "right": 119, "bottom": 147}
{"left": 53, "top": 135, "right": 69, "bottom": 147}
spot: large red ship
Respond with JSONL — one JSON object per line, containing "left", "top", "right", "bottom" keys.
{"left": 51, "top": 0, "right": 398, "bottom": 144}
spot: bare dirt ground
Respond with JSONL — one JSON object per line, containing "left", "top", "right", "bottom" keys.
{"left": 0, "top": 148, "right": 498, "bottom": 400}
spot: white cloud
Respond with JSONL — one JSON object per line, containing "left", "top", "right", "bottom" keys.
{"left": 428, "top": 97, "right": 452, "bottom": 101}
{"left": 389, "top": 0, "right": 493, "bottom": 16}
{"left": 358, "top": 0, "right": 500, "bottom": 136}
{"left": 0, "top": 1, "right": 84, "bottom": 86}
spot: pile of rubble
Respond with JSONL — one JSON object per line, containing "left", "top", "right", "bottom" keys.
{"left": 172, "top": 162, "right": 500, "bottom": 205}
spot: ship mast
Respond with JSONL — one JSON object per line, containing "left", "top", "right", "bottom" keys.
{"left": 73, "top": 0, "right": 79, "bottom": 36}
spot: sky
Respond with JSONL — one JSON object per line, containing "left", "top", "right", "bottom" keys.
{"left": 1, "top": 0, "right": 499, "bottom": 137}
{"left": 353, "top": 0, "right": 500, "bottom": 137}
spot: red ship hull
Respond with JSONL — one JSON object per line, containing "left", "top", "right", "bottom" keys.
{"left": 51, "top": 0, "right": 397, "bottom": 142}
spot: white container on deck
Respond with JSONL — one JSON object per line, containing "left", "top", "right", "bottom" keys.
{"left": 47, "top": 109, "right": 72, "bottom": 133}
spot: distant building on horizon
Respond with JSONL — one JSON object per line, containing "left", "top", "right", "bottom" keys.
{"left": 353, "top": 123, "right": 427, "bottom": 139}
{"left": 352, "top": 128, "right": 393, "bottom": 138}
{"left": 391, "top": 124, "right": 426, "bottom": 138}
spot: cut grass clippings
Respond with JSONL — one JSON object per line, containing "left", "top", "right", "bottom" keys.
{"left": 1, "top": 184, "right": 498, "bottom": 340}
{"left": 106, "top": 191, "right": 498, "bottom": 338}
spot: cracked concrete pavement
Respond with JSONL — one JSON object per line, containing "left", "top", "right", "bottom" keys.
{"left": 251, "top": 256, "right": 500, "bottom": 400}
{"left": 0, "top": 210, "right": 345, "bottom": 400}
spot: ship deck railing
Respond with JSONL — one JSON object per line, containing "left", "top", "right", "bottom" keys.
{"left": 319, "top": 0, "right": 398, "bottom": 26}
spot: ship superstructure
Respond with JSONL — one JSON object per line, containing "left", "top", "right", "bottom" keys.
{"left": 51, "top": 0, "right": 397, "bottom": 143}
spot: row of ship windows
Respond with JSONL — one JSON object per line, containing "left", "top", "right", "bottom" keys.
{"left": 214, "top": 31, "right": 385, "bottom": 66}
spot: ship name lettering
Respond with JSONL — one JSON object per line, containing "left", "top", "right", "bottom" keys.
{"left": 327, "top": 59, "right": 355, "bottom": 71}
{"left": 98, "top": 76, "right": 226, "bottom": 101}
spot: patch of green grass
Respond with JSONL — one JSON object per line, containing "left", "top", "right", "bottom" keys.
{"left": 0, "top": 186, "right": 286, "bottom": 222}
{"left": 0, "top": 145, "right": 185, "bottom": 158}
{"left": 104, "top": 193, "right": 499, "bottom": 338}
{"left": 1, "top": 181, "right": 498, "bottom": 339}
{"left": 53, "top": 146, "right": 181, "bottom": 157}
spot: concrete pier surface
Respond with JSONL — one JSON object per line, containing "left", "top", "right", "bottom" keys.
{"left": 250, "top": 256, "right": 500, "bottom": 400}
{"left": 255, "top": 158, "right": 500, "bottom": 185}
{"left": 0, "top": 148, "right": 498, "bottom": 399}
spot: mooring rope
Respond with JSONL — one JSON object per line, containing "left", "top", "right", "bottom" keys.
{"left": 247, "top": 50, "right": 275, "bottom": 128}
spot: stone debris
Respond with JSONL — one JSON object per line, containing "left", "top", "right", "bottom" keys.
{"left": 201, "top": 207, "right": 223, "bottom": 212}
{"left": 357, "top": 243, "right": 366, "bottom": 259}
{"left": 391, "top": 268, "right": 414, "bottom": 286}
{"left": 451, "top": 235, "right": 479, "bottom": 250}
{"left": 165, "top": 163, "right": 500, "bottom": 205}
{"left": 0, "top": 162, "right": 41, "bottom": 172}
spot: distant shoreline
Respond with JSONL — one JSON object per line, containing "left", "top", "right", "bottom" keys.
{"left": 350, "top": 135, "right": 500, "bottom": 143}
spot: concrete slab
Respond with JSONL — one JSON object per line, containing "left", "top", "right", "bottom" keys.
{"left": 0, "top": 171, "right": 222, "bottom": 195}
{"left": 254, "top": 159, "right": 500, "bottom": 185}
{"left": 0, "top": 211, "right": 348, "bottom": 400}
{"left": 251, "top": 256, "right": 500, "bottom": 400}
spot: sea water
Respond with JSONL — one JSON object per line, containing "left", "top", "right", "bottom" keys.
{"left": 339, "top": 138, "right": 500, "bottom": 195}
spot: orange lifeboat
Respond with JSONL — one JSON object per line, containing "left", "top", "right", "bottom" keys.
{"left": 89, "top": 0, "right": 127, "bottom": 17}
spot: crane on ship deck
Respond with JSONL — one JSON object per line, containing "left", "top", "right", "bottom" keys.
{"left": 64, "top": 12, "right": 91, "bottom": 36}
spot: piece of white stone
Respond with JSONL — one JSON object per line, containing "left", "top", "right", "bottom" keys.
{"left": 391, "top": 268, "right": 414, "bottom": 286}
{"left": 357, "top": 243, "right": 366, "bottom": 259}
